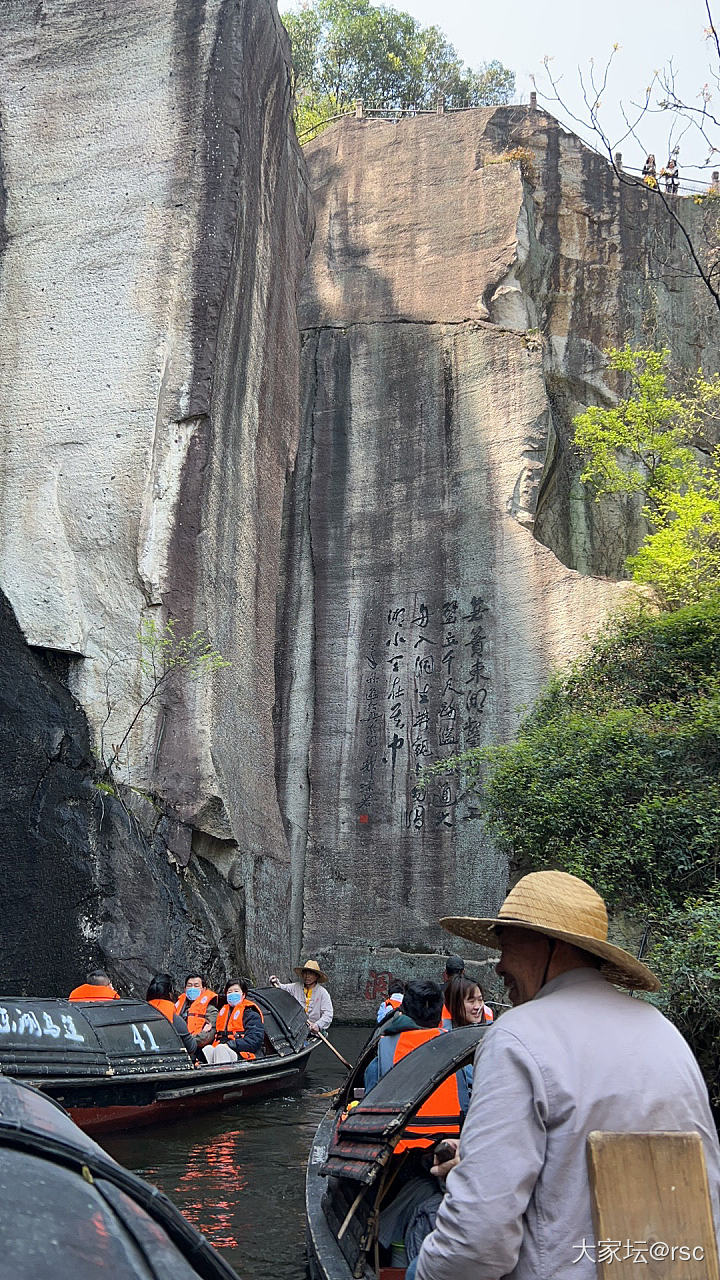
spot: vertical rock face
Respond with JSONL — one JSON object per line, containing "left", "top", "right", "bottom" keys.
{"left": 0, "top": 588, "right": 238, "bottom": 996}
{"left": 277, "top": 108, "right": 719, "bottom": 1013}
{"left": 0, "top": 0, "right": 311, "bottom": 985}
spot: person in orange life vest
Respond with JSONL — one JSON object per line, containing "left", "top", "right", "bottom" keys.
{"left": 442, "top": 974, "right": 494, "bottom": 1097}
{"left": 146, "top": 973, "right": 198, "bottom": 1060}
{"left": 442, "top": 975, "right": 494, "bottom": 1030}
{"left": 440, "top": 955, "right": 464, "bottom": 1023}
{"left": 203, "top": 978, "right": 265, "bottom": 1065}
{"left": 175, "top": 973, "right": 218, "bottom": 1049}
{"left": 269, "top": 959, "right": 333, "bottom": 1033}
{"left": 68, "top": 969, "right": 120, "bottom": 1001}
{"left": 377, "top": 981, "right": 405, "bottom": 1023}
{"left": 364, "top": 979, "right": 468, "bottom": 1150}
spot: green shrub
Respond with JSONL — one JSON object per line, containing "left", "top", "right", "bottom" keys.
{"left": 649, "top": 890, "right": 720, "bottom": 1111}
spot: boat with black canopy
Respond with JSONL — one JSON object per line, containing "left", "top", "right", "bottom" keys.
{"left": 0, "top": 986, "right": 319, "bottom": 1133}
{"left": 306, "top": 1024, "right": 486, "bottom": 1280}
{"left": 0, "top": 1073, "right": 237, "bottom": 1279}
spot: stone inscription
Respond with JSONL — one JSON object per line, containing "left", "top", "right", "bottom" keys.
{"left": 363, "top": 969, "right": 404, "bottom": 1001}
{"left": 355, "top": 593, "right": 490, "bottom": 829}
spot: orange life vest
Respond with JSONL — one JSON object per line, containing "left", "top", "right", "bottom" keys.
{"left": 391, "top": 1028, "right": 462, "bottom": 1153}
{"left": 174, "top": 988, "right": 218, "bottom": 1034}
{"left": 68, "top": 984, "right": 119, "bottom": 1002}
{"left": 441, "top": 1003, "right": 452, "bottom": 1023}
{"left": 149, "top": 998, "right": 177, "bottom": 1023}
{"left": 214, "top": 998, "right": 263, "bottom": 1060}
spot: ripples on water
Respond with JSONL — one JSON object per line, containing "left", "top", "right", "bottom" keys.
{"left": 102, "top": 1027, "right": 370, "bottom": 1279}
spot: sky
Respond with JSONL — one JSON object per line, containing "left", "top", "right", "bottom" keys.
{"left": 282, "top": 0, "right": 720, "bottom": 180}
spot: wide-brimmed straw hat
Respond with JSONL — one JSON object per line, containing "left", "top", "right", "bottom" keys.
{"left": 440, "top": 870, "right": 659, "bottom": 992}
{"left": 294, "top": 959, "right": 328, "bottom": 983}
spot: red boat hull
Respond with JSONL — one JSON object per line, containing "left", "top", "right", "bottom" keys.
{"left": 68, "top": 1057, "right": 309, "bottom": 1133}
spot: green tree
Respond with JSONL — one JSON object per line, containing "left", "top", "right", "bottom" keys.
{"left": 649, "top": 889, "right": 720, "bottom": 1110}
{"left": 431, "top": 599, "right": 720, "bottom": 1099}
{"left": 101, "top": 616, "right": 230, "bottom": 781}
{"left": 573, "top": 346, "right": 720, "bottom": 608}
{"left": 282, "top": 0, "right": 514, "bottom": 140}
{"left": 435, "top": 599, "right": 720, "bottom": 914}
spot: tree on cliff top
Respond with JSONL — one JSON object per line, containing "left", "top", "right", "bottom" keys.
{"left": 282, "top": 0, "right": 515, "bottom": 141}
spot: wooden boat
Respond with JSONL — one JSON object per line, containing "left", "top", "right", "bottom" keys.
{"left": 0, "top": 986, "right": 318, "bottom": 1133}
{"left": 0, "top": 1073, "right": 238, "bottom": 1279}
{"left": 306, "top": 1024, "right": 485, "bottom": 1280}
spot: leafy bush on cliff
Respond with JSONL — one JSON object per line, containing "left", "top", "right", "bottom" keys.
{"left": 574, "top": 346, "right": 720, "bottom": 609}
{"left": 648, "top": 890, "right": 720, "bottom": 1109}
{"left": 435, "top": 343, "right": 720, "bottom": 1085}
{"left": 471, "top": 600, "right": 720, "bottom": 917}
{"left": 435, "top": 598, "right": 720, "bottom": 1095}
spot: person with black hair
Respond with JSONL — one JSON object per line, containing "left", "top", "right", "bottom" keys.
{"left": 174, "top": 972, "right": 218, "bottom": 1051}
{"left": 365, "top": 979, "right": 467, "bottom": 1156}
{"left": 203, "top": 978, "right": 265, "bottom": 1064}
{"left": 443, "top": 975, "right": 493, "bottom": 1028}
{"left": 68, "top": 969, "right": 120, "bottom": 1001}
{"left": 146, "top": 973, "right": 198, "bottom": 1061}
{"left": 440, "top": 956, "right": 464, "bottom": 1022}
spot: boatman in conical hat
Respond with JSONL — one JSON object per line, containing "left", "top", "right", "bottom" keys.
{"left": 409, "top": 870, "right": 720, "bottom": 1280}
{"left": 268, "top": 959, "right": 333, "bottom": 1034}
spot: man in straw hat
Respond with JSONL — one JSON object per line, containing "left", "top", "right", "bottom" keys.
{"left": 410, "top": 870, "right": 720, "bottom": 1280}
{"left": 268, "top": 959, "right": 333, "bottom": 1033}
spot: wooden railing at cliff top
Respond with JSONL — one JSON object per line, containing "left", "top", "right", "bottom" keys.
{"left": 296, "top": 99, "right": 720, "bottom": 198}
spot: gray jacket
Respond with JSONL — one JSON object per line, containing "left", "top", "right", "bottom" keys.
{"left": 278, "top": 980, "right": 333, "bottom": 1030}
{"left": 417, "top": 968, "right": 720, "bottom": 1280}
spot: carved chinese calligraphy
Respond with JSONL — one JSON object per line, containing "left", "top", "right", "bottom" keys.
{"left": 356, "top": 594, "right": 491, "bottom": 830}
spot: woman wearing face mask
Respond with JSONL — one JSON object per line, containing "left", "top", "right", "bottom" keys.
{"left": 202, "top": 978, "right": 265, "bottom": 1065}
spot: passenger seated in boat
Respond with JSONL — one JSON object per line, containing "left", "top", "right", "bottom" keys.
{"left": 364, "top": 980, "right": 468, "bottom": 1267}
{"left": 68, "top": 969, "right": 120, "bottom": 1001}
{"left": 364, "top": 980, "right": 469, "bottom": 1146}
{"left": 146, "top": 973, "right": 198, "bottom": 1061}
{"left": 203, "top": 979, "right": 265, "bottom": 1065}
{"left": 440, "top": 954, "right": 464, "bottom": 1023}
{"left": 377, "top": 982, "right": 405, "bottom": 1023}
{"left": 442, "top": 974, "right": 493, "bottom": 1029}
{"left": 268, "top": 959, "right": 333, "bottom": 1033}
{"left": 175, "top": 973, "right": 218, "bottom": 1052}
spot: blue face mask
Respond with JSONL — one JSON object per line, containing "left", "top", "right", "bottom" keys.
{"left": 185, "top": 987, "right": 201, "bottom": 1001}
{"left": 227, "top": 991, "right": 244, "bottom": 1006}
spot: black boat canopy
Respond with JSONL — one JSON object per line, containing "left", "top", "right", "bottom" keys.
{"left": 0, "top": 986, "right": 310, "bottom": 1080}
{"left": 0, "top": 1076, "right": 237, "bottom": 1279}
{"left": 322, "top": 1025, "right": 486, "bottom": 1185}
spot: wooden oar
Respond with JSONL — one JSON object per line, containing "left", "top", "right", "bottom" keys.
{"left": 311, "top": 1025, "right": 353, "bottom": 1070}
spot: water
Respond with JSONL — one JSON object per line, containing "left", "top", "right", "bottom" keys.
{"left": 101, "top": 1027, "right": 370, "bottom": 1279}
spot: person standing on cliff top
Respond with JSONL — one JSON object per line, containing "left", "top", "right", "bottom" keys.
{"left": 408, "top": 870, "right": 720, "bottom": 1280}
{"left": 269, "top": 959, "right": 333, "bottom": 1033}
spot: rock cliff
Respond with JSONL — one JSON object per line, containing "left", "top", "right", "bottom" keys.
{"left": 276, "top": 106, "right": 719, "bottom": 1013}
{"left": 2, "top": 22, "right": 718, "bottom": 1010}
{"left": 0, "top": 0, "right": 310, "bottom": 991}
